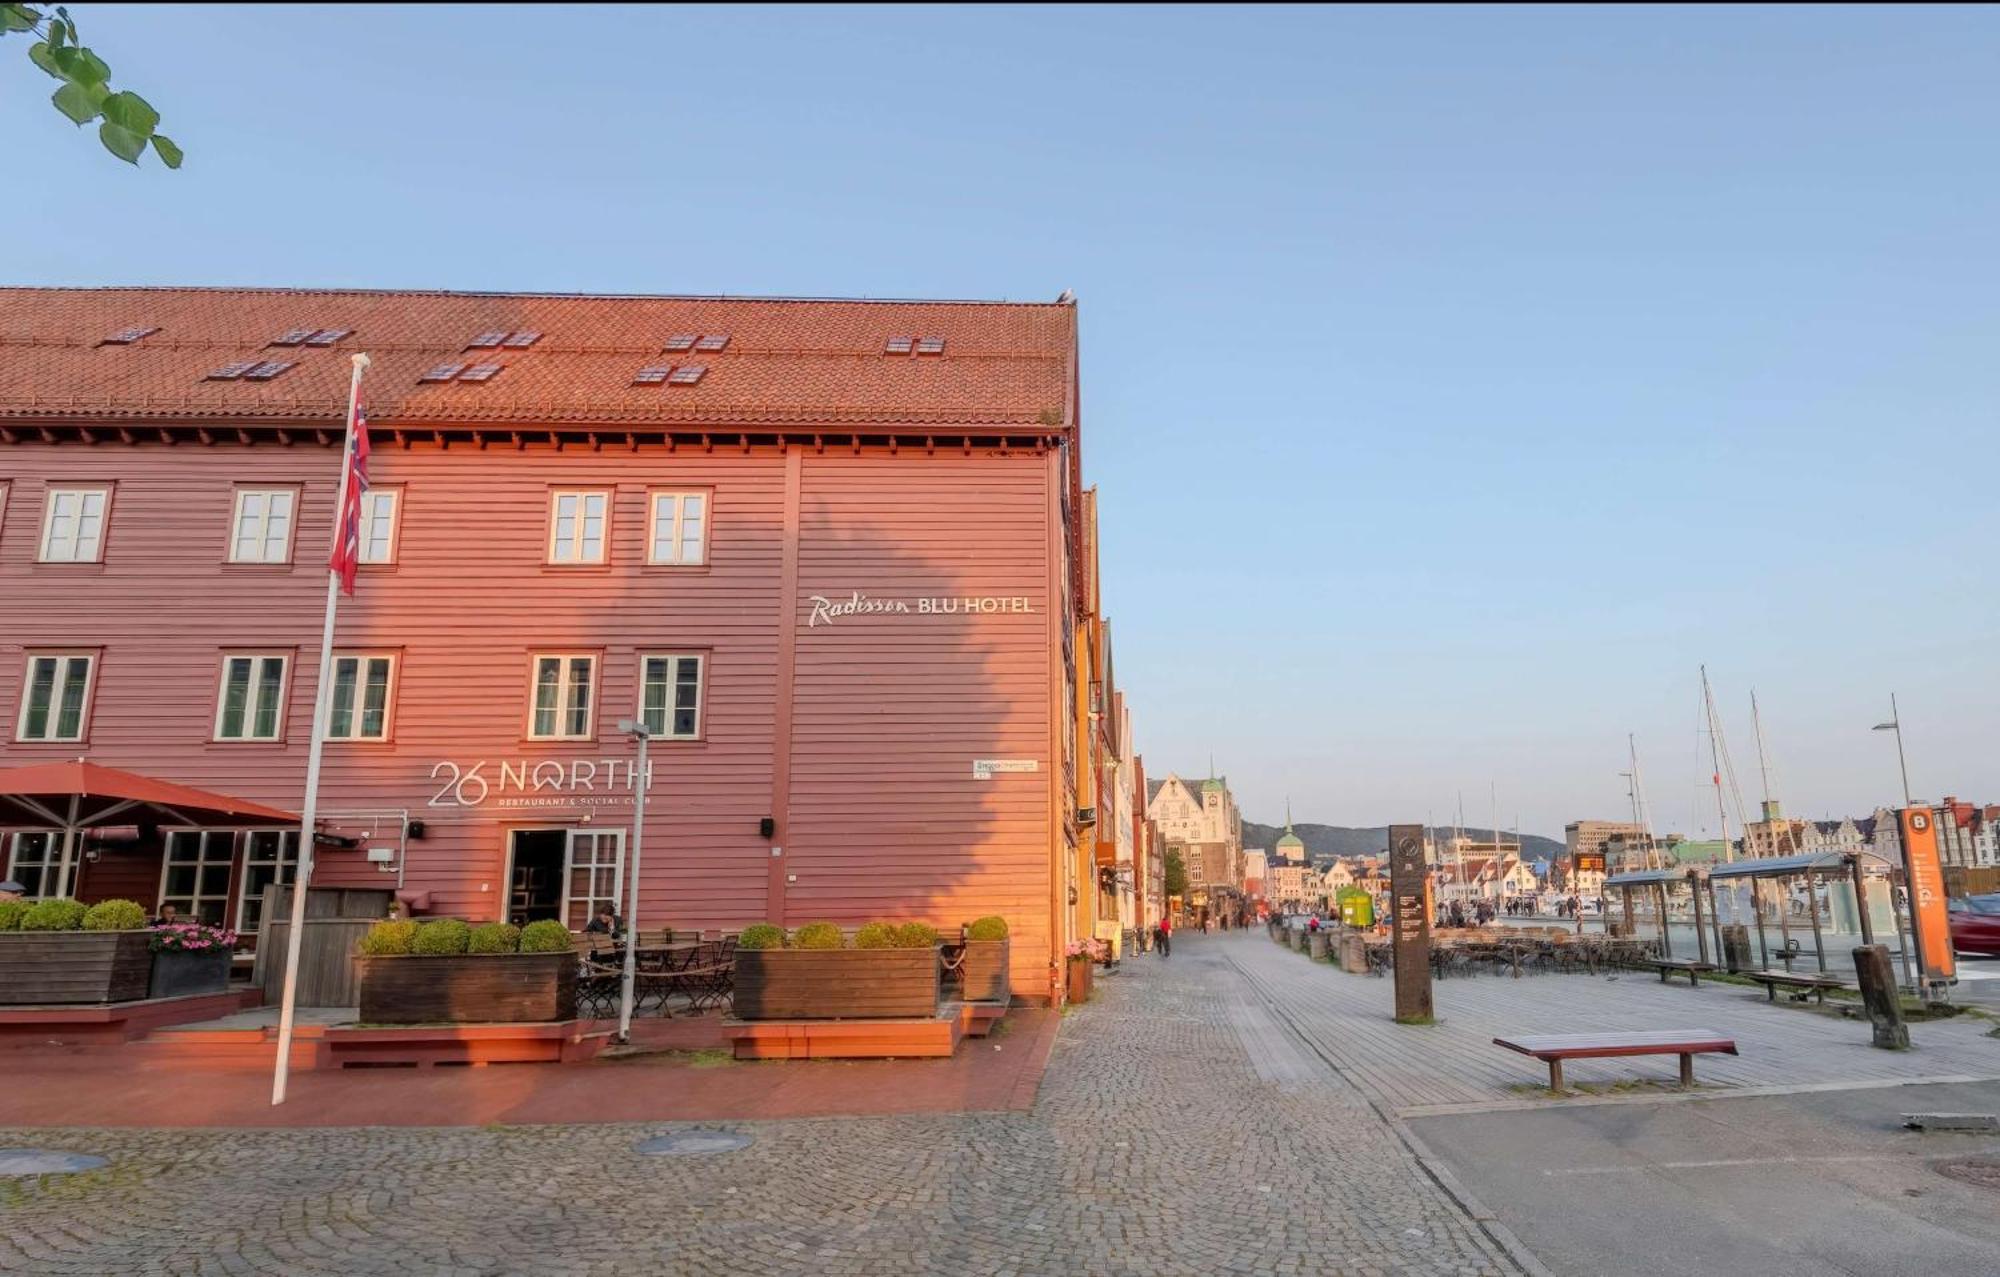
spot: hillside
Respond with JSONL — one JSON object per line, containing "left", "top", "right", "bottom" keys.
{"left": 1240, "top": 821, "right": 1563, "bottom": 862}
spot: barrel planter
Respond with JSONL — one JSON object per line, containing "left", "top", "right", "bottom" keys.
{"left": 959, "top": 938, "right": 1010, "bottom": 1004}
{"left": 148, "top": 949, "right": 232, "bottom": 1000}
{"left": 1307, "top": 931, "right": 1330, "bottom": 961}
{"left": 1064, "top": 954, "right": 1094, "bottom": 1004}
{"left": 733, "top": 947, "right": 941, "bottom": 1020}
{"left": 356, "top": 952, "right": 577, "bottom": 1024}
{"left": 1290, "top": 928, "right": 1306, "bottom": 952}
{"left": 0, "top": 931, "right": 154, "bottom": 1004}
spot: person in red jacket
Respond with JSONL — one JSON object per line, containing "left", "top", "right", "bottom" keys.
{"left": 1154, "top": 912, "right": 1172, "bottom": 959}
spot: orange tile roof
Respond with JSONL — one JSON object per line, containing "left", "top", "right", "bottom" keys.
{"left": 0, "top": 286, "right": 1076, "bottom": 430}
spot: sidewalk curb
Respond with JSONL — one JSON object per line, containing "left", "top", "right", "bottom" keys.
{"left": 1223, "top": 945, "right": 1555, "bottom": 1277}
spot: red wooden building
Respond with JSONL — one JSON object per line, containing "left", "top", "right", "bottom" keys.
{"left": 0, "top": 286, "right": 1085, "bottom": 1000}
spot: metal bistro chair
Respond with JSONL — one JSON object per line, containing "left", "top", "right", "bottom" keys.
{"left": 575, "top": 954, "right": 624, "bottom": 1021}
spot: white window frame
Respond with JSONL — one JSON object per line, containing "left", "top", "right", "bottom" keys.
{"left": 235, "top": 829, "right": 301, "bottom": 936}
{"left": 228, "top": 487, "right": 299, "bottom": 564}
{"left": 528, "top": 653, "right": 597, "bottom": 740}
{"left": 214, "top": 653, "right": 290, "bottom": 742}
{"left": 547, "top": 489, "right": 610, "bottom": 565}
{"left": 6, "top": 830, "right": 79, "bottom": 900}
{"left": 326, "top": 653, "right": 397, "bottom": 741}
{"left": 563, "top": 829, "right": 625, "bottom": 931}
{"left": 637, "top": 652, "right": 705, "bottom": 740}
{"left": 16, "top": 652, "right": 95, "bottom": 743}
{"left": 158, "top": 830, "right": 237, "bottom": 926}
{"left": 38, "top": 485, "right": 109, "bottom": 562}
{"left": 359, "top": 486, "right": 400, "bottom": 565}
{"left": 646, "top": 490, "right": 709, "bottom": 565}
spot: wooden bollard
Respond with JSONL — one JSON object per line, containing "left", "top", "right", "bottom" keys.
{"left": 1852, "top": 944, "right": 1908, "bottom": 1050}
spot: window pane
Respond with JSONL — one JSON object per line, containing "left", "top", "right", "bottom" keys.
{"left": 23, "top": 657, "right": 56, "bottom": 739}
{"left": 362, "top": 492, "right": 395, "bottom": 562}
{"left": 641, "top": 658, "right": 668, "bottom": 734}
{"left": 673, "top": 657, "right": 700, "bottom": 736}
{"left": 651, "top": 496, "right": 674, "bottom": 560}
{"left": 361, "top": 659, "right": 389, "bottom": 738}
{"left": 263, "top": 491, "right": 293, "bottom": 560}
{"left": 54, "top": 657, "right": 89, "bottom": 739}
{"left": 680, "top": 494, "right": 705, "bottom": 562}
{"left": 75, "top": 490, "right": 104, "bottom": 558}
{"left": 254, "top": 659, "right": 284, "bottom": 738}
{"left": 579, "top": 494, "right": 604, "bottom": 560}
{"left": 553, "top": 495, "right": 576, "bottom": 560}
{"left": 566, "top": 657, "right": 592, "bottom": 736}
{"left": 220, "top": 658, "right": 251, "bottom": 738}
{"left": 533, "top": 657, "right": 561, "bottom": 736}
{"left": 234, "top": 492, "right": 265, "bottom": 561}
{"left": 329, "top": 658, "right": 357, "bottom": 738}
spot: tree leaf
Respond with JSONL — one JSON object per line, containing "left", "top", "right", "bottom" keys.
{"left": 98, "top": 119, "right": 144, "bottom": 163}
{"left": 1, "top": 6, "right": 40, "bottom": 35}
{"left": 45, "top": 11, "right": 60, "bottom": 46}
{"left": 151, "top": 133, "right": 183, "bottom": 169}
{"left": 49, "top": 42, "right": 107, "bottom": 86}
{"left": 27, "top": 38, "right": 58, "bottom": 76}
{"left": 50, "top": 78, "right": 100, "bottom": 124}
{"left": 100, "top": 90, "right": 158, "bottom": 137}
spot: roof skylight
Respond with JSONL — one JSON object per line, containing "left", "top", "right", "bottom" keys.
{"left": 501, "top": 330, "right": 541, "bottom": 349}
{"left": 419, "top": 362, "right": 465, "bottom": 383}
{"left": 243, "top": 360, "right": 295, "bottom": 381}
{"left": 915, "top": 336, "right": 945, "bottom": 355}
{"left": 206, "top": 360, "right": 260, "bottom": 381}
{"left": 885, "top": 336, "right": 914, "bottom": 354}
{"left": 667, "top": 365, "right": 706, "bottom": 385}
{"left": 458, "top": 363, "right": 502, "bottom": 382}
{"left": 270, "top": 328, "right": 316, "bottom": 347}
{"left": 694, "top": 334, "right": 729, "bottom": 352}
{"left": 632, "top": 366, "right": 672, "bottom": 385}
{"left": 304, "top": 328, "right": 351, "bottom": 346}
{"left": 101, "top": 326, "right": 159, "bottom": 345}
{"left": 664, "top": 334, "right": 698, "bottom": 352}
{"left": 466, "top": 331, "right": 507, "bottom": 349}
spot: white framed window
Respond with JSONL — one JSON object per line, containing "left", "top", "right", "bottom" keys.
{"left": 38, "top": 485, "right": 109, "bottom": 562}
{"left": 6, "top": 831, "right": 78, "bottom": 900}
{"left": 159, "top": 830, "right": 236, "bottom": 926}
{"left": 639, "top": 653, "right": 705, "bottom": 739}
{"left": 215, "top": 654, "right": 289, "bottom": 741}
{"left": 547, "top": 490, "right": 609, "bottom": 564}
{"left": 646, "top": 490, "right": 708, "bottom": 565}
{"left": 228, "top": 488, "right": 297, "bottom": 564}
{"left": 359, "top": 487, "right": 400, "bottom": 564}
{"left": 16, "top": 653, "right": 94, "bottom": 742}
{"left": 327, "top": 654, "right": 395, "bottom": 741}
{"left": 564, "top": 829, "right": 624, "bottom": 931}
{"left": 236, "top": 830, "right": 300, "bottom": 936}
{"left": 529, "top": 654, "right": 596, "bottom": 739}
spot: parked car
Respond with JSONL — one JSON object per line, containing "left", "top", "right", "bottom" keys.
{"left": 1946, "top": 894, "right": 2000, "bottom": 957}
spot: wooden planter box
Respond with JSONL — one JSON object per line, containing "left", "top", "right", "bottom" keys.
{"left": 733, "top": 947, "right": 940, "bottom": 1020}
{"left": 959, "top": 938, "right": 1010, "bottom": 1004}
{"left": 0, "top": 931, "right": 154, "bottom": 1004}
{"left": 1065, "top": 955, "right": 1093, "bottom": 1004}
{"left": 149, "top": 949, "right": 233, "bottom": 1000}
{"left": 356, "top": 953, "right": 577, "bottom": 1025}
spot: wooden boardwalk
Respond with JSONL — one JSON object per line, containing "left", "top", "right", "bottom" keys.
{"left": 1223, "top": 931, "right": 2000, "bottom": 1115}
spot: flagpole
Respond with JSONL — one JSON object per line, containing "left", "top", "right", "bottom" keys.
{"left": 272, "top": 352, "right": 369, "bottom": 1106}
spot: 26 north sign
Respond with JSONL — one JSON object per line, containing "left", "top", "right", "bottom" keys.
{"left": 428, "top": 758, "right": 655, "bottom": 809}
{"left": 806, "top": 591, "right": 1035, "bottom": 628}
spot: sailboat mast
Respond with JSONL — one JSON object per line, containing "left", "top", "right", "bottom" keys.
{"left": 1702, "top": 665, "right": 1735, "bottom": 863}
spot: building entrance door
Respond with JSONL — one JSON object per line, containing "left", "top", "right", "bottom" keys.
{"left": 507, "top": 829, "right": 566, "bottom": 926}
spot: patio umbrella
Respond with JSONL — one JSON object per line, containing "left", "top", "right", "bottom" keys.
{"left": 0, "top": 760, "right": 296, "bottom": 830}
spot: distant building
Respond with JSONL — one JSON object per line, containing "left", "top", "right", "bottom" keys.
{"left": 1566, "top": 819, "right": 1645, "bottom": 881}
{"left": 1742, "top": 801, "right": 1808, "bottom": 859}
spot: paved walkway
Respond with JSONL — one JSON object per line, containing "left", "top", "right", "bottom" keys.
{"left": 0, "top": 937, "right": 1520, "bottom": 1277}
{"left": 1231, "top": 929, "right": 2000, "bottom": 1115}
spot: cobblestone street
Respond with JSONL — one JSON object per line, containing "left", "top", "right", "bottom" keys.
{"left": 0, "top": 935, "right": 1518, "bottom": 1277}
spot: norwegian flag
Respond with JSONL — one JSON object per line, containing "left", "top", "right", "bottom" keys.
{"left": 328, "top": 403, "right": 370, "bottom": 595}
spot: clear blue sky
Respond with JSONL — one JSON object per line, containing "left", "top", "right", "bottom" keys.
{"left": 9, "top": 6, "right": 1997, "bottom": 839}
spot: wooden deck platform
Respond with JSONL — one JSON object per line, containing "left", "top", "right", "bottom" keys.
{"left": 0, "top": 988, "right": 263, "bottom": 1045}
{"left": 724, "top": 1004, "right": 973, "bottom": 1059}
{"left": 317, "top": 1021, "right": 607, "bottom": 1069}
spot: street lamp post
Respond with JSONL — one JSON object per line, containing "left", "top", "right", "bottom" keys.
{"left": 1871, "top": 694, "right": 1916, "bottom": 993}
{"left": 615, "top": 717, "right": 653, "bottom": 1045}
{"left": 1872, "top": 693, "right": 1913, "bottom": 809}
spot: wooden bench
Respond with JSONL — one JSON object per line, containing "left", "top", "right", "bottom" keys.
{"left": 1494, "top": 1030, "right": 1738, "bottom": 1095}
{"left": 1744, "top": 969, "right": 1845, "bottom": 1004}
{"left": 1647, "top": 957, "right": 1718, "bottom": 987}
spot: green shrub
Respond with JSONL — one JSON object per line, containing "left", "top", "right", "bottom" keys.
{"left": 0, "top": 899, "right": 31, "bottom": 931}
{"left": 893, "top": 922, "right": 939, "bottom": 949}
{"left": 467, "top": 922, "right": 520, "bottom": 954}
{"left": 736, "top": 922, "right": 783, "bottom": 951}
{"left": 789, "top": 921, "right": 844, "bottom": 950}
{"left": 412, "top": 918, "right": 471, "bottom": 956}
{"left": 82, "top": 899, "right": 148, "bottom": 931}
{"left": 357, "top": 919, "right": 417, "bottom": 956}
{"left": 852, "top": 922, "right": 897, "bottom": 949}
{"left": 19, "top": 898, "right": 87, "bottom": 932}
{"left": 966, "top": 915, "right": 1009, "bottom": 942}
{"left": 518, "top": 919, "right": 573, "bottom": 953}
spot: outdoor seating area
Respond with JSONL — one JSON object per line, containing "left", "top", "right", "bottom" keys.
{"left": 573, "top": 929, "right": 739, "bottom": 1020}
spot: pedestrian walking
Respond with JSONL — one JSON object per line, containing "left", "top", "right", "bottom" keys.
{"left": 1155, "top": 912, "right": 1172, "bottom": 958}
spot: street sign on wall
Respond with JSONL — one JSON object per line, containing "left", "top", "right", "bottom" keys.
{"left": 1899, "top": 808, "right": 1956, "bottom": 987}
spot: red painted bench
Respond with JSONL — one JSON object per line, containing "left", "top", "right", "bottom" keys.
{"left": 1494, "top": 1030, "right": 1738, "bottom": 1095}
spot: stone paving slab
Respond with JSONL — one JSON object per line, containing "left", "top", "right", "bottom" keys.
{"left": 0, "top": 937, "right": 1520, "bottom": 1276}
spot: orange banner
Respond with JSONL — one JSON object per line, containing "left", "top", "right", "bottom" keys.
{"left": 1900, "top": 808, "right": 1956, "bottom": 985}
